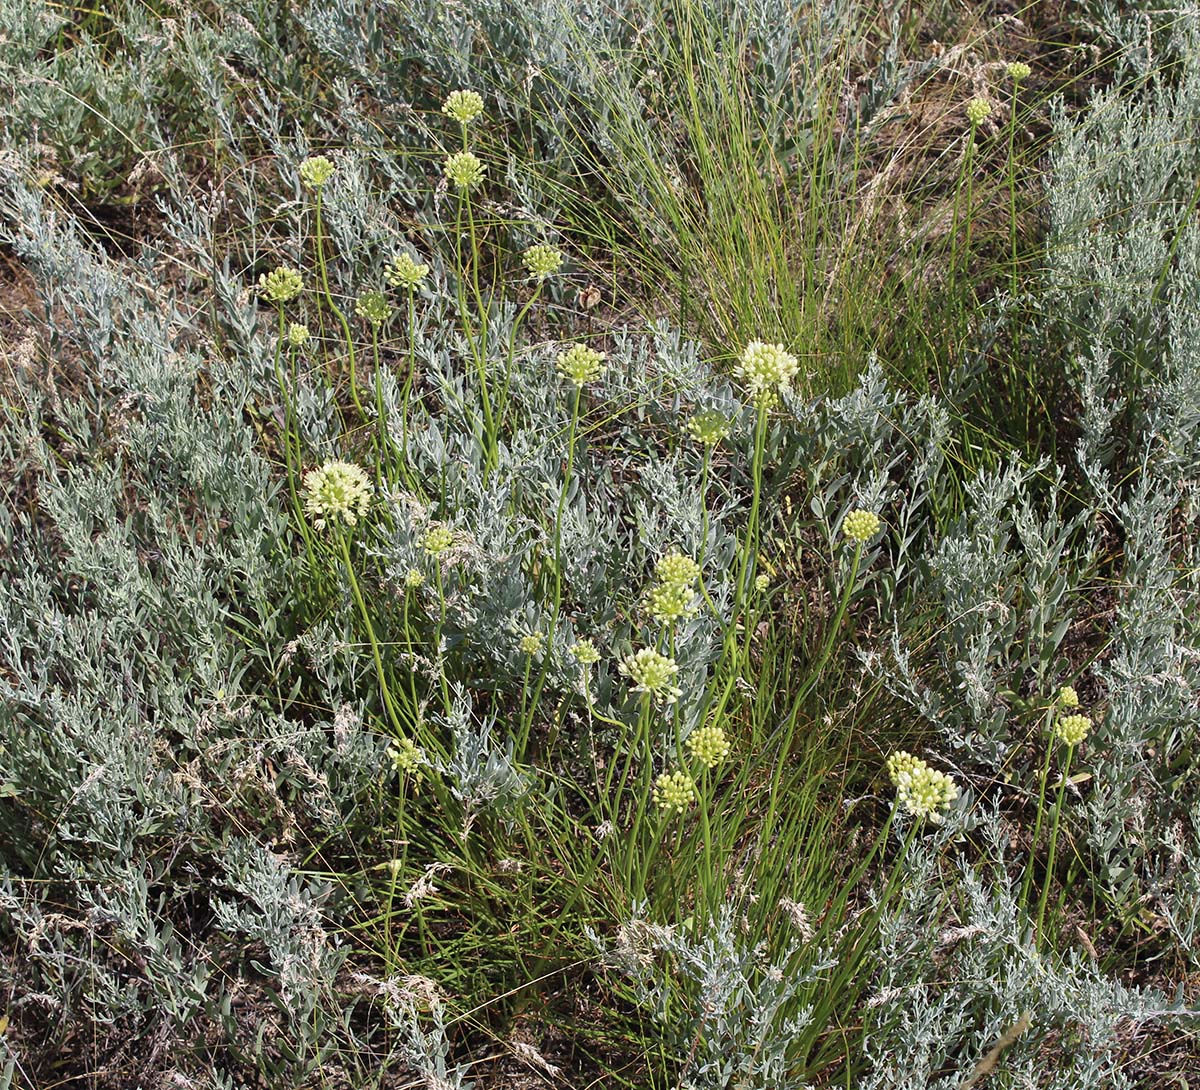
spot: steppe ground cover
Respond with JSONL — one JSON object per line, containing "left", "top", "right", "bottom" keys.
{"left": 1, "top": 0, "right": 1198, "bottom": 1087}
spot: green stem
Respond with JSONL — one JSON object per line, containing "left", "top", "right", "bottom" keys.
{"left": 1035, "top": 744, "right": 1075, "bottom": 951}
{"left": 1019, "top": 711, "right": 1056, "bottom": 918}
{"left": 314, "top": 192, "right": 365, "bottom": 418}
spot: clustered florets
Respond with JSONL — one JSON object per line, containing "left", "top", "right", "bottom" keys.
{"left": 1006, "top": 61, "right": 1031, "bottom": 82}
{"left": 685, "top": 409, "right": 732, "bottom": 446}
{"left": 1058, "top": 685, "right": 1079, "bottom": 708}
{"left": 389, "top": 737, "right": 425, "bottom": 775}
{"left": 519, "top": 632, "right": 545, "bottom": 656}
{"left": 404, "top": 569, "right": 425, "bottom": 588}
{"left": 299, "top": 155, "right": 335, "bottom": 189}
{"left": 843, "top": 508, "right": 881, "bottom": 544}
{"left": 966, "top": 97, "right": 992, "bottom": 125}
{"left": 887, "top": 751, "right": 959, "bottom": 819}
{"left": 571, "top": 639, "right": 601, "bottom": 665}
{"left": 355, "top": 290, "right": 392, "bottom": 326}
{"left": 522, "top": 244, "right": 564, "bottom": 279}
{"left": 653, "top": 770, "right": 696, "bottom": 814}
{"left": 619, "top": 647, "right": 682, "bottom": 705}
{"left": 423, "top": 524, "right": 455, "bottom": 556}
{"left": 556, "top": 343, "right": 607, "bottom": 386}
{"left": 388, "top": 252, "right": 430, "bottom": 289}
{"left": 286, "top": 322, "right": 310, "bottom": 347}
{"left": 259, "top": 265, "right": 304, "bottom": 304}
{"left": 442, "top": 89, "right": 485, "bottom": 124}
{"left": 646, "top": 550, "right": 702, "bottom": 624}
{"left": 1055, "top": 713, "right": 1091, "bottom": 747}
{"left": 687, "top": 724, "right": 730, "bottom": 768}
{"left": 445, "top": 150, "right": 486, "bottom": 190}
{"left": 302, "top": 461, "right": 373, "bottom": 530}
{"left": 735, "top": 340, "right": 799, "bottom": 403}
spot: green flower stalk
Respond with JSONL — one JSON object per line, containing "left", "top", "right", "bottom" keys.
{"left": 556, "top": 343, "right": 607, "bottom": 386}
{"left": 301, "top": 461, "right": 372, "bottom": 531}
{"left": 653, "top": 770, "right": 696, "bottom": 815}
{"left": 258, "top": 266, "right": 304, "bottom": 304}
{"left": 299, "top": 155, "right": 335, "bottom": 189}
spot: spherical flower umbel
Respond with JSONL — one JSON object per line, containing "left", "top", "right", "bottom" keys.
{"left": 423, "top": 524, "right": 454, "bottom": 556}
{"left": 687, "top": 724, "right": 731, "bottom": 768}
{"left": 522, "top": 243, "right": 564, "bottom": 280}
{"left": 442, "top": 89, "right": 485, "bottom": 124}
{"left": 754, "top": 574, "right": 770, "bottom": 593}
{"left": 519, "top": 632, "right": 545, "bottom": 656}
{"left": 355, "top": 290, "right": 392, "bottom": 327}
{"left": 571, "top": 638, "right": 601, "bottom": 665}
{"left": 1006, "top": 61, "right": 1032, "bottom": 82}
{"left": 302, "top": 461, "right": 372, "bottom": 531}
{"left": 735, "top": 340, "right": 799, "bottom": 403}
{"left": 843, "top": 508, "right": 881, "bottom": 544}
{"left": 258, "top": 265, "right": 304, "bottom": 304}
{"left": 619, "top": 647, "right": 683, "bottom": 705}
{"left": 653, "top": 770, "right": 697, "bottom": 815}
{"left": 556, "top": 343, "right": 607, "bottom": 386}
{"left": 299, "top": 155, "right": 335, "bottom": 189}
{"left": 685, "top": 409, "right": 732, "bottom": 445}
{"left": 444, "top": 150, "right": 486, "bottom": 190}
{"left": 1058, "top": 685, "right": 1080, "bottom": 708}
{"left": 888, "top": 752, "right": 958, "bottom": 820}
{"left": 388, "top": 252, "right": 430, "bottom": 290}
{"left": 1055, "top": 713, "right": 1092, "bottom": 747}
{"left": 404, "top": 569, "right": 425, "bottom": 588}
{"left": 286, "top": 322, "right": 310, "bottom": 347}
{"left": 388, "top": 737, "right": 425, "bottom": 775}
{"left": 647, "top": 581, "right": 696, "bottom": 624}
{"left": 966, "top": 97, "right": 992, "bottom": 125}
{"left": 656, "top": 551, "right": 701, "bottom": 590}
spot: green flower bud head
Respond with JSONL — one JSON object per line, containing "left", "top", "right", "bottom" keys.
{"left": 387, "top": 251, "right": 430, "bottom": 289}
{"left": 442, "top": 89, "right": 485, "bottom": 124}
{"left": 888, "top": 751, "right": 958, "bottom": 819}
{"left": 302, "top": 461, "right": 372, "bottom": 531}
{"left": 685, "top": 409, "right": 732, "bottom": 445}
{"left": 735, "top": 340, "right": 799, "bottom": 403}
{"left": 653, "top": 770, "right": 696, "bottom": 814}
{"left": 445, "top": 150, "right": 486, "bottom": 190}
{"left": 286, "top": 322, "right": 310, "bottom": 347}
{"left": 1055, "top": 713, "right": 1091, "bottom": 747}
{"left": 687, "top": 724, "right": 731, "bottom": 768}
{"left": 556, "top": 343, "right": 607, "bottom": 386}
{"left": 754, "top": 574, "right": 770, "bottom": 593}
{"left": 423, "top": 524, "right": 455, "bottom": 556}
{"left": 389, "top": 737, "right": 425, "bottom": 775}
{"left": 258, "top": 265, "right": 304, "bottom": 304}
{"left": 647, "top": 581, "right": 696, "bottom": 624}
{"left": 299, "top": 155, "right": 335, "bottom": 189}
{"left": 1058, "top": 685, "right": 1080, "bottom": 708}
{"left": 355, "top": 290, "right": 392, "bottom": 327}
{"left": 571, "top": 638, "right": 601, "bottom": 665}
{"left": 519, "top": 632, "right": 545, "bottom": 656}
{"left": 404, "top": 568, "right": 425, "bottom": 588}
{"left": 843, "top": 509, "right": 881, "bottom": 544}
{"left": 619, "top": 647, "right": 682, "bottom": 705}
{"left": 522, "top": 243, "right": 565, "bottom": 279}
{"left": 656, "top": 550, "right": 701, "bottom": 589}
{"left": 966, "top": 97, "right": 992, "bottom": 125}
{"left": 1006, "top": 61, "right": 1031, "bottom": 82}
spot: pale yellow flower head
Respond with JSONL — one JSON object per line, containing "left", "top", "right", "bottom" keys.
{"left": 556, "top": 343, "right": 607, "bottom": 386}
{"left": 522, "top": 244, "right": 564, "bottom": 280}
{"left": 1055, "top": 713, "right": 1091, "bottom": 747}
{"left": 299, "top": 155, "right": 335, "bottom": 189}
{"left": 442, "top": 89, "right": 485, "bottom": 124}
{"left": 445, "top": 150, "right": 486, "bottom": 191}
{"left": 571, "top": 638, "right": 601, "bottom": 665}
{"left": 302, "top": 461, "right": 372, "bottom": 531}
{"left": 619, "top": 647, "right": 682, "bottom": 705}
{"left": 687, "top": 724, "right": 730, "bottom": 768}
{"left": 735, "top": 340, "right": 799, "bottom": 403}
{"left": 653, "top": 770, "right": 696, "bottom": 814}
{"left": 843, "top": 509, "right": 881, "bottom": 544}
{"left": 423, "top": 524, "right": 455, "bottom": 556}
{"left": 258, "top": 266, "right": 304, "bottom": 304}
{"left": 1006, "top": 61, "right": 1032, "bottom": 82}
{"left": 286, "top": 322, "right": 310, "bottom": 347}
{"left": 966, "top": 97, "right": 992, "bottom": 125}
{"left": 1058, "top": 685, "right": 1080, "bottom": 708}
{"left": 388, "top": 252, "right": 430, "bottom": 290}
{"left": 519, "top": 632, "right": 545, "bottom": 656}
